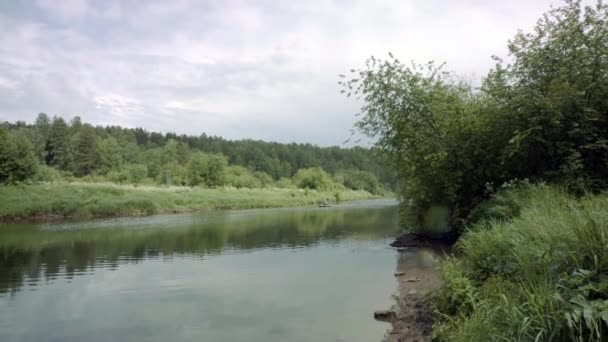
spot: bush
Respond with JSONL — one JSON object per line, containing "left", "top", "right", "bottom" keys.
{"left": 225, "top": 166, "right": 261, "bottom": 189}
{"left": 33, "top": 165, "right": 68, "bottom": 182}
{"left": 0, "top": 128, "right": 38, "bottom": 184}
{"left": 253, "top": 171, "right": 273, "bottom": 188}
{"left": 275, "top": 177, "right": 295, "bottom": 189}
{"left": 293, "top": 167, "right": 336, "bottom": 191}
{"left": 335, "top": 169, "right": 384, "bottom": 195}
{"left": 186, "top": 152, "right": 227, "bottom": 187}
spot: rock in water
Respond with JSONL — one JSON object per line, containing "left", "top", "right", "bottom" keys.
{"left": 374, "top": 310, "right": 396, "bottom": 322}
{"left": 394, "top": 271, "right": 405, "bottom": 277}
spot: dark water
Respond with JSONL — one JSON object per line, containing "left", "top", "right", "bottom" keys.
{"left": 0, "top": 199, "right": 401, "bottom": 342}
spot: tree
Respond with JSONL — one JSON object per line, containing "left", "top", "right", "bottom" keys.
{"left": 293, "top": 167, "right": 335, "bottom": 191}
{"left": 72, "top": 125, "right": 99, "bottom": 176}
{"left": 484, "top": 0, "right": 608, "bottom": 189}
{"left": 98, "top": 137, "right": 124, "bottom": 174}
{"left": 0, "top": 128, "right": 37, "bottom": 184}
{"left": 225, "top": 165, "right": 262, "bottom": 188}
{"left": 47, "top": 116, "right": 71, "bottom": 170}
{"left": 186, "top": 152, "right": 228, "bottom": 187}
{"left": 343, "top": 0, "right": 608, "bottom": 233}
{"left": 33, "top": 113, "right": 51, "bottom": 162}
{"left": 335, "top": 169, "right": 383, "bottom": 195}
{"left": 343, "top": 57, "right": 488, "bottom": 229}
{"left": 159, "top": 161, "right": 186, "bottom": 186}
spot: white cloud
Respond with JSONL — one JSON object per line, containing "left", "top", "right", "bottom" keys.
{"left": 35, "top": 0, "right": 89, "bottom": 19}
{"left": 0, "top": 0, "right": 579, "bottom": 145}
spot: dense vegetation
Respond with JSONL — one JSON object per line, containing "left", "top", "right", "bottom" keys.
{"left": 0, "top": 115, "right": 393, "bottom": 196}
{"left": 343, "top": 0, "right": 608, "bottom": 233}
{"left": 434, "top": 185, "right": 608, "bottom": 341}
{"left": 0, "top": 115, "right": 392, "bottom": 220}
{"left": 342, "top": 0, "right": 608, "bottom": 340}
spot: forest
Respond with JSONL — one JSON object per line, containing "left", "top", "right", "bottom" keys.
{"left": 345, "top": 0, "right": 608, "bottom": 340}
{"left": 0, "top": 114, "right": 391, "bottom": 194}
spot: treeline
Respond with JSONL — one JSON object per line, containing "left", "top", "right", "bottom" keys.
{"left": 0, "top": 115, "right": 391, "bottom": 195}
{"left": 345, "top": 0, "right": 608, "bottom": 232}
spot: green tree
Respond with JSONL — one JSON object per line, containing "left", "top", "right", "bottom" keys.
{"left": 72, "top": 125, "right": 99, "bottom": 176}
{"left": 225, "top": 165, "right": 262, "bottom": 188}
{"left": 47, "top": 116, "right": 71, "bottom": 170}
{"left": 343, "top": 0, "right": 608, "bottom": 233}
{"left": 186, "top": 152, "right": 228, "bottom": 187}
{"left": 98, "top": 137, "right": 124, "bottom": 174}
{"left": 0, "top": 128, "right": 37, "bottom": 184}
{"left": 335, "top": 169, "right": 383, "bottom": 195}
{"left": 293, "top": 167, "right": 336, "bottom": 191}
{"left": 483, "top": 0, "right": 608, "bottom": 189}
{"left": 33, "top": 113, "right": 51, "bottom": 162}
{"left": 159, "top": 161, "right": 187, "bottom": 186}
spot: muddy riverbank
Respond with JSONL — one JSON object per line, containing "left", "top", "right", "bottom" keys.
{"left": 380, "top": 243, "right": 451, "bottom": 342}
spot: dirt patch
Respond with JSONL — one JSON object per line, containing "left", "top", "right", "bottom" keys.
{"left": 380, "top": 245, "right": 449, "bottom": 342}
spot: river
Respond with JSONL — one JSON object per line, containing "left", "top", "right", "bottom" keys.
{"left": 0, "top": 199, "right": 401, "bottom": 342}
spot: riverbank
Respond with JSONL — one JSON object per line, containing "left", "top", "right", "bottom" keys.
{"left": 380, "top": 244, "right": 449, "bottom": 342}
{"left": 0, "top": 182, "right": 378, "bottom": 221}
{"left": 431, "top": 185, "right": 608, "bottom": 341}
{"left": 381, "top": 184, "right": 608, "bottom": 341}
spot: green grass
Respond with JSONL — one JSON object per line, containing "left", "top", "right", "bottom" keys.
{"left": 0, "top": 182, "right": 379, "bottom": 221}
{"left": 433, "top": 185, "right": 608, "bottom": 341}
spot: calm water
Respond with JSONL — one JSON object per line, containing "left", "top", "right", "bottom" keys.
{"left": 0, "top": 199, "right": 401, "bottom": 342}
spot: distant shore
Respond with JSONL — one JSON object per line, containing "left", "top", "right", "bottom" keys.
{"left": 0, "top": 182, "right": 379, "bottom": 222}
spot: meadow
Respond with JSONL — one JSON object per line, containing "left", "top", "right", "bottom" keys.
{"left": 0, "top": 182, "right": 378, "bottom": 221}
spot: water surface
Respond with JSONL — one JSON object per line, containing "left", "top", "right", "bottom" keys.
{"left": 0, "top": 199, "right": 400, "bottom": 342}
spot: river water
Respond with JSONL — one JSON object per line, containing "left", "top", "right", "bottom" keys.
{"left": 0, "top": 199, "right": 401, "bottom": 342}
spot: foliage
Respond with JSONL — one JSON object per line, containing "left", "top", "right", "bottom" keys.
{"left": 343, "top": 0, "right": 608, "bottom": 233}
{"left": 225, "top": 165, "right": 262, "bottom": 189}
{"left": 185, "top": 152, "right": 228, "bottom": 187}
{"left": 32, "top": 164, "right": 71, "bottom": 183}
{"left": 72, "top": 125, "right": 98, "bottom": 177}
{"left": 0, "top": 128, "right": 38, "bottom": 184}
{"left": 98, "top": 137, "right": 123, "bottom": 174}
{"left": 293, "top": 167, "right": 337, "bottom": 191}
{"left": 434, "top": 185, "right": 608, "bottom": 341}
{"left": 334, "top": 169, "right": 385, "bottom": 195}
{"left": 2, "top": 116, "right": 393, "bottom": 189}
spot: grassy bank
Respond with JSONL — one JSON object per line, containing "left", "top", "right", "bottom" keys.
{"left": 433, "top": 185, "right": 608, "bottom": 341}
{"left": 0, "top": 182, "right": 378, "bottom": 221}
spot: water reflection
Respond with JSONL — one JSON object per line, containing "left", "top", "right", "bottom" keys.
{"left": 0, "top": 200, "right": 399, "bottom": 296}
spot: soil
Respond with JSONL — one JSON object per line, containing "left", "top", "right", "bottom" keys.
{"left": 380, "top": 236, "right": 452, "bottom": 342}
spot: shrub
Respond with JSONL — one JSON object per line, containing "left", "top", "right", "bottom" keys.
{"left": 0, "top": 128, "right": 37, "bottom": 184}
{"left": 33, "top": 165, "right": 67, "bottom": 182}
{"left": 293, "top": 167, "right": 336, "bottom": 191}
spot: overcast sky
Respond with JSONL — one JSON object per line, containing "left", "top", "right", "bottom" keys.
{"left": 0, "top": 0, "right": 566, "bottom": 146}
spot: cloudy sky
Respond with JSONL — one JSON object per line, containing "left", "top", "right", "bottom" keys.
{"left": 0, "top": 0, "right": 565, "bottom": 146}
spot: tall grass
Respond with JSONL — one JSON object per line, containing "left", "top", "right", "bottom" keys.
{"left": 434, "top": 185, "right": 608, "bottom": 341}
{"left": 0, "top": 182, "right": 379, "bottom": 221}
